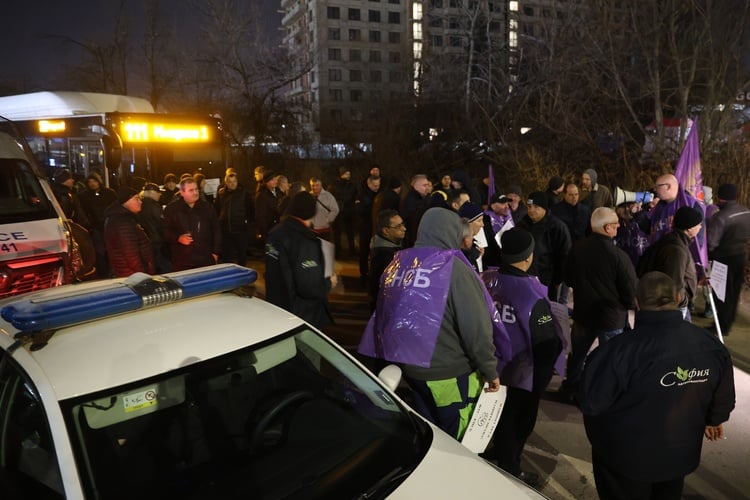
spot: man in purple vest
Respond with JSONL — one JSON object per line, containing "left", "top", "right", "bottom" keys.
{"left": 481, "top": 228, "right": 566, "bottom": 487}
{"left": 359, "top": 208, "right": 507, "bottom": 440}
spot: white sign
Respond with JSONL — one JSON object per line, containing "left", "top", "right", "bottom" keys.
{"left": 710, "top": 261, "right": 728, "bottom": 302}
{"left": 461, "top": 385, "right": 507, "bottom": 453}
{"left": 319, "top": 238, "right": 335, "bottom": 278}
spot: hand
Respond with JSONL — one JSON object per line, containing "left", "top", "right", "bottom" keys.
{"left": 178, "top": 233, "right": 194, "bottom": 245}
{"left": 705, "top": 424, "right": 724, "bottom": 441}
{"left": 329, "top": 274, "right": 338, "bottom": 288}
{"left": 484, "top": 377, "right": 501, "bottom": 392}
{"left": 211, "top": 253, "right": 219, "bottom": 264}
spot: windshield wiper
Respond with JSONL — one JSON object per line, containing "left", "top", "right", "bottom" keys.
{"left": 357, "top": 466, "right": 413, "bottom": 500}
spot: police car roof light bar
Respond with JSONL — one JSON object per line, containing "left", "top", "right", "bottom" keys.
{"left": 1, "top": 264, "right": 257, "bottom": 333}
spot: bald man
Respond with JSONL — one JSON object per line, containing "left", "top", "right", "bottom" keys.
{"left": 647, "top": 174, "right": 704, "bottom": 245}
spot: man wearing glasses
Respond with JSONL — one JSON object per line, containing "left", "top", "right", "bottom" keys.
{"left": 367, "top": 209, "right": 406, "bottom": 311}
{"left": 648, "top": 174, "right": 703, "bottom": 245}
{"left": 560, "top": 207, "right": 637, "bottom": 402}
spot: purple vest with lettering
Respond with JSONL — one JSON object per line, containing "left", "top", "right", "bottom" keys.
{"left": 481, "top": 270, "right": 567, "bottom": 391}
{"left": 359, "top": 247, "right": 512, "bottom": 368}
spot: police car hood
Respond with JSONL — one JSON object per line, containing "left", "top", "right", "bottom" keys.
{"left": 415, "top": 208, "right": 463, "bottom": 250}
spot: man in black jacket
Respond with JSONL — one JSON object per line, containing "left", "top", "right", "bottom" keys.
{"left": 329, "top": 167, "right": 358, "bottom": 257}
{"left": 367, "top": 209, "right": 405, "bottom": 311}
{"left": 78, "top": 171, "right": 117, "bottom": 278}
{"left": 707, "top": 183, "right": 750, "bottom": 336}
{"left": 357, "top": 175, "right": 381, "bottom": 281}
{"left": 216, "top": 172, "right": 253, "bottom": 267}
{"left": 518, "top": 191, "right": 571, "bottom": 301}
{"left": 562, "top": 207, "right": 637, "bottom": 400}
{"left": 104, "top": 186, "right": 154, "bottom": 277}
{"left": 138, "top": 183, "right": 169, "bottom": 273}
{"left": 578, "top": 271, "right": 735, "bottom": 500}
{"left": 265, "top": 192, "right": 334, "bottom": 329}
{"left": 163, "top": 178, "right": 221, "bottom": 271}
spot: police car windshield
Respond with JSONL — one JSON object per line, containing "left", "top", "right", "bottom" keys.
{"left": 61, "top": 328, "right": 430, "bottom": 499}
{"left": 0, "top": 159, "right": 57, "bottom": 224}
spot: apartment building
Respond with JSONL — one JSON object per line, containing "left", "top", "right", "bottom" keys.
{"left": 281, "top": 0, "right": 514, "bottom": 145}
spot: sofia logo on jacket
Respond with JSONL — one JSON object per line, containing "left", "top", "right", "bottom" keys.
{"left": 301, "top": 259, "right": 319, "bottom": 269}
{"left": 660, "top": 366, "right": 710, "bottom": 387}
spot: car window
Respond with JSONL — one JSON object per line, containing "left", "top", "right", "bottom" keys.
{"left": 0, "top": 159, "right": 57, "bottom": 224}
{"left": 0, "top": 355, "right": 64, "bottom": 499}
{"left": 62, "top": 327, "right": 431, "bottom": 499}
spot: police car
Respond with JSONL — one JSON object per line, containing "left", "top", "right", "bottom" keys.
{"left": 0, "top": 264, "right": 545, "bottom": 499}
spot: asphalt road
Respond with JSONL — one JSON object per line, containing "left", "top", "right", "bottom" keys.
{"left": 249, "top": 255, "right": 750, "bottom": 499}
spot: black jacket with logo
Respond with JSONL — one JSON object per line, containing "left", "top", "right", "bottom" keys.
{"left": 578, "top": 310, "right": 735, "bottom": 482}
{"left": 265, "top": 217, "right": 332, "bottom": 329}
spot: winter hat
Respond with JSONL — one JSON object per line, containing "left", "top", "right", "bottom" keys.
{"left": 164, "top": 173, "right": 178, "bottom": 184}
{"left": 262, "top": 170, "right": 277, "bottom": 183}
{"left": 526, "top": 191, "right": 549, "bottom": 211}
{"left": 490, "top": 193, "right": 509, "bottom": 205}
{"left": 548, "top": 176, "right": 564, "bottom": 191}
{"left": 143, "top": 182, "right": 161, "bottom": 194}
{"left": 507, "top": 184, "right": 523, "bottom": 197}
{"left": 338, "top": 166, "right": 351, "bottom": 176}
{"left": 87, "top": 172, "right": 104, "bottom": 185}
{"left": 53, "top": 168, "right": 72, "bottom": 184}
{"left": 458, "top": 202, "right": 483, "bottom": 223}
{"left": 501, "top": 228, "right": 535, "bottom": 264}
{"left": 117, "top": 186, "right": 139, "bottom": 204}
{"left": 584, "top": 168, "right": 598, "bottom": 185}
{"left": 388, "top": 176, "right": 402, "bottom": 190}
{"left": 673, "top": 206, "right": 703, "bottom": 230}
{"left": 287, "top": 191, "right": 317, "bottom": 220}
{"left": 717, "top": 183, "right": 738, "bottom": 201}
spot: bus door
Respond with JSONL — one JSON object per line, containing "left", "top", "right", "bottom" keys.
{"left": 68, "top": 141, "right": 104, "bottom": 179}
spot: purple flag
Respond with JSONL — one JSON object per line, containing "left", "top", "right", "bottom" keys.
{"left": 674, "top": 117, "right": 708, "bottom": 270}
{"left": 487, "top": 165, "right": 496, "bottom": 201}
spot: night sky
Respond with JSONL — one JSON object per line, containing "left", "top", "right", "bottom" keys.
{"left": 0, "top": 0, "right": 282, "bottom": 94}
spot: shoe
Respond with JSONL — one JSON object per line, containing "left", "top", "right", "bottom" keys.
{"left": 516, "top": 470, "right": 540, "bottom": 488}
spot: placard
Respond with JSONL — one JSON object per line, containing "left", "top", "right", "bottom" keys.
{"left": 461, "top": 385, "right": 507, "bottom": 453}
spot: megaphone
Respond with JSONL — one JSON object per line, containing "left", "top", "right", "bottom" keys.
{"left": 614, "top": 186, "right": 654, "bottom": 206}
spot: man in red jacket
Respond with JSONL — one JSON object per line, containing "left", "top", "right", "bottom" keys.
{"left": 104, "top": 187, "right": 155, "bottom": 277}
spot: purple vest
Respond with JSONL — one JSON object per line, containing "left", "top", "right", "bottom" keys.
{"left": 481, "top": 270, "right": 567, "bottom": 391}
{"left": 359, "top": 247, "right": 512, "bottom": 368}
{"left": 649, "top": 191, "right": 697, "bottom": 244}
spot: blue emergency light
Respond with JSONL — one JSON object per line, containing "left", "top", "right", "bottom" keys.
{"left": 1, "top": 264, "right": 257, "bottom": 333}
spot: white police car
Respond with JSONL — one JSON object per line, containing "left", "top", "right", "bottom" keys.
{"left": 0, "top": 264, "right": 545, "bottom": 499}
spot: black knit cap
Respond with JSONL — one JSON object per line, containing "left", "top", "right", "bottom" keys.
{"left": 673, "top": 206, "right": 703, "bottom": 230}
{"left": 717, "top": 183, "right": 738, "bottom": 201}
{"left": 548, "top": 176, "right": 564, "bottom": 191}
{"left": 288, "top": 191, "right": 317, "bottom": 220}
{"left": 526, "top": 191, "right": 549, "bottom": 211}
{"left": 501, "top": 228, "right": 535, "bottom": 264}
{"left": 117, "top": 186, "right": 139, "bottom": 204}
{"left": 53, "top": 168, "right": 72, "bottom": 183}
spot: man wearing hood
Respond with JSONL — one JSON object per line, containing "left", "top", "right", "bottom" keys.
{"left": 367, "top": 209, "right": 405, "bottom": 311}
{"left": 78, "top": 171, "right": 117, "bottom": 278}
{"left": 104, "top": 187, "right": 155, "bottom": 277}
{"left": 581, "top": 168, "right": 613, "bottom": 210}
{"left": 359, "top": 208, "right": 510, "bottom": 440}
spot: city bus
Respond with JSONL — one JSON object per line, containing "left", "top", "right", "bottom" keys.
{"left": 0, "top": 91, "right": 226, "bottom": 186}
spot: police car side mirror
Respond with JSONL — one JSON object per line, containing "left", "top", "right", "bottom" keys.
{"left": 378, "top": 364, "right": 402, "bottom": 392}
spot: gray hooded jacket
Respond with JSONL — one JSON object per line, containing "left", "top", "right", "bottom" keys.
{"left": 404, "top": 208, "right": 498, "bottom": 382}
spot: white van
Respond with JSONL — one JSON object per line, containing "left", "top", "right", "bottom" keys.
{"left": 0, "top": 118, "right": 82, "bottom": 298}
{"left": 0, "top": 265, "right": 546, "bottom": 499}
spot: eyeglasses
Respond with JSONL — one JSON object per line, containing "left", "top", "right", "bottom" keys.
{"left": 603, "top": 222, "right": 619, "bottom": 231}
{"left": 388, "top": 222, "right": 406, "bottom": 229}
{"left": 654, "top": 183, "right": 670, "bottom": 189}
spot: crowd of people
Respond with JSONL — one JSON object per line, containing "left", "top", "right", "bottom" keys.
{"left": 50, "top": 162, "right": 741, "bottom": 499}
